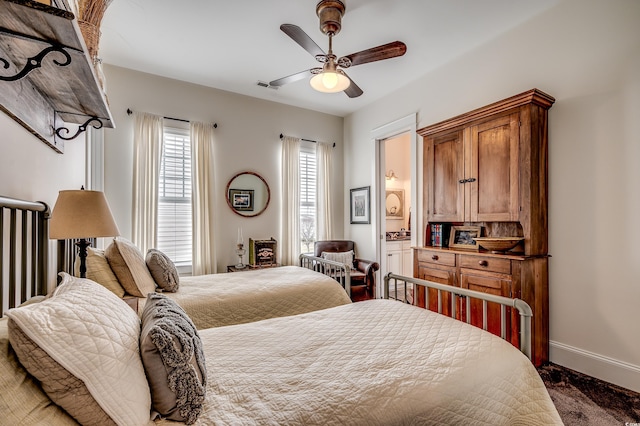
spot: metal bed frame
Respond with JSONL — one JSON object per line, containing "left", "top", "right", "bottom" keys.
{"left": 0, "top": 195, "right": 50, "bottom": 317}
{"left": 384, "top": 272, "right": 533, "bottom": 360}
{"left": 299, "top": 253, "right": 351, "bottom": 297}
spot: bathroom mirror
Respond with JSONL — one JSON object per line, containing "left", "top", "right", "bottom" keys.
{"left": 225, "top": 171, "right": 270, "bottom": 217}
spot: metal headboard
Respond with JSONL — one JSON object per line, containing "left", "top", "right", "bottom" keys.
{"left": 0, "top": 195, "right": 50, "bottom": 316}
{"left": 299, "top": 254, "right": 352, "bottom": 298}
{"left": 384, "top": 272, "right": 533, "bottom": 360}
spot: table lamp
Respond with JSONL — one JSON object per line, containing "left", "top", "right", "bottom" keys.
{"left": 49, "top": 188, "right": 120, "bottom": 278}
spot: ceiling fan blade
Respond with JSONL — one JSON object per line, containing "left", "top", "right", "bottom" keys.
{"left": 343, "top": 73, "right": 363, "bottom": 98}
{"left": 280, "top": 24, "right": 325, "bottom": 58}
{"left": 342, "top": 41, "right": 407, "bottom": 67}
{"left": 269, "top": 69, "right": 313, "bottom": 87}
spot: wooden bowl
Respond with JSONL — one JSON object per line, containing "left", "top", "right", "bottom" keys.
{"left": 472, "top": 237, "right": 524, "bottom": 253}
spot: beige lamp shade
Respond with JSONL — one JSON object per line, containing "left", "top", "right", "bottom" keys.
{"left": 49, "top": 190, "right": 120, "bottom": 239}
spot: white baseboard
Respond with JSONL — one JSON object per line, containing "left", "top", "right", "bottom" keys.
{"left": 549, "top": 340, "right": 640, "bottom": 393}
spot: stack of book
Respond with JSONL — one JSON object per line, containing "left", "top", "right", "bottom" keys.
{"left": 430, "top": 224, "right": 450, "bottom": 247}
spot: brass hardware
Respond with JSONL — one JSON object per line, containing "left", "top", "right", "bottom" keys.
{"left": 316, "top": 0, "right": 345, "bottom": 36}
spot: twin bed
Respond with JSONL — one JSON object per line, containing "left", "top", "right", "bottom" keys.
{"left": 0, "top": 195, "right": 562, "bottom": 425}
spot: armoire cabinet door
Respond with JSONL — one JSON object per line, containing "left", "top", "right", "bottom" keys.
{"left": 416, "top": 264, "right": 457, "bottom": 318}
{"left": 467, "top": 112, "right": 520, "bottom": 222}
{"left": 460, "top": 270, "right": 518, "bottom": 346}
{"left": 426, "top": 130, "right": 465, "bottom": 222}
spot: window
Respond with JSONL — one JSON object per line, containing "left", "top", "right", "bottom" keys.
{"left": 158, "top": 126, "right": 192, "bottom": 271}
{"left": 300, "top": 141, "right": 316, "bottom": 254}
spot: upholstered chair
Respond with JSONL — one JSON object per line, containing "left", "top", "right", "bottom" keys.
{"left": 314, "top": 240, "right": 380, "bottom": 302}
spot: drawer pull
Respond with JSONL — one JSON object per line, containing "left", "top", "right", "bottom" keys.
{"left": 431, "top": 255, "right": 439, "bottom": 261}
{"left": 478, "top": 260, "right": 488, "bottom": 267}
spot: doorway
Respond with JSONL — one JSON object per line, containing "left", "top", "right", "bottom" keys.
{"left": 381, "top": 133, "right": 413, "bottom": 285}
{"left": 370, "top": 113, "right": 420, "bottom": 298}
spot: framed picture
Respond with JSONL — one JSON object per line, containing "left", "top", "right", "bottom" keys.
{"left": 385, "top": 189, "right": 404, "bottom": 219}
{"left": 350, "top": 186, "right": 370, "bottom": 224}
{"left": 449, "top": 225, "right": 482, "bottom": 250}
{"left": 229, "top": 188, "right": 254, "bottom": 211}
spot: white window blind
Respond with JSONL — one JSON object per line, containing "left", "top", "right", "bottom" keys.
{"left": 300, "top": 141, "right": 316, "bottom": 254}
{"left": 158, "top": 126, "right": 192, "bottom": 267}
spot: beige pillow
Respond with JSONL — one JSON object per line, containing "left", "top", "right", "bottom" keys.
{"left": 146, "top": 249, "right": 180, "bottom": 292}
{"left": 7, "top": 320, "right": 116, "bottom": 426}
{"left": 322, "top": 250, "right": 355, "bottom": 272}
{"left": 140, "top": 293, "right": 206, "bottom": 424}
{"left": 74, "top": 247, "right": 125, "bottom": 297}
{"left": 5, "top": 273, "right": 152, "bottom": 426}
{"left": 105, "top": 237, "right": 156, "bottom": 297}
{"left": 0, "top": 318, "right": 76, "bottom": 425}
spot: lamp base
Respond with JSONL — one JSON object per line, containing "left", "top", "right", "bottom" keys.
{"left": 75, "top": 238, "right": 91, "bottom": 278}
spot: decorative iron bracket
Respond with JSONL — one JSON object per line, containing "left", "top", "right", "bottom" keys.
{"left": 0, "top": 27, "right": 73, "bottom": 82}
{"left": 55, "top": 116, "right": 103, "bottom": 141}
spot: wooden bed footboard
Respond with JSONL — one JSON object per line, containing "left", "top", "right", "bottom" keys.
{"left": 299, "top": 254, "right": 352, "bottom": 298}
{"left": 384, "top": 272, "right": 533, "bottom": 360}
{"left": 0, "top": 195, "right": 50, "bottom": 317}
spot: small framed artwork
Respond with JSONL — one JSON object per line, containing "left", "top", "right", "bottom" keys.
{"left": 350, "top": 186, "right": 371, "bottom": 224}
{"left": 385, "top": 189, "right": 404, "bottom": 219}
{"left": 229, "top": 189, "right": 254, "bottom": 211}
{"left": 449, "top": 225, "right": 482, "bottom": 250}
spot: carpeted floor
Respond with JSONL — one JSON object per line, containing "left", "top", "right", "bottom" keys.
{"left": 538, "top": 363, "right": 640, "bottom": 425}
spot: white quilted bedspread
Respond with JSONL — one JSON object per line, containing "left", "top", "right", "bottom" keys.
{"left": 158, "top": 299, "right": 562, "bottom": 425}
{"left": 153, "top": 266, "right": 351, "bottom": 329}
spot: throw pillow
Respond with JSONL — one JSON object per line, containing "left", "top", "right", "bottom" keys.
{"left": 105, "top": 237, "right": 156, "bottom": 297}
{"left": 321, "top": 250, "right": 355, "bottom": 269}
{"left": 146, "top": 249, "right": 180, "bottom": 292}
{"left": 140, "top": 293, "right": 206, "bottom": 424}
{"left": 74, "top": 247, "right": 126, "bottom": 297}
{"left": 0, "top": 317, "right": 76, "bottom": 424}
{"left": 7, "top": 319, "right": 116, "bottom": 426}
{"left": 5, "top": 273, "right": 152, "bottom": 426}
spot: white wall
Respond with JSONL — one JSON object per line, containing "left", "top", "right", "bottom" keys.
{"left": 344, "top": 0, "right": 640, "bottom": 391}
{"left": 102, "top": 65, "right": 344, "bottom": 271}
{"left": 0, "top": 107, "right": 87, "bottom": 290}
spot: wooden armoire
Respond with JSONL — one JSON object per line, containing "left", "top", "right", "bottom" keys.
{"left": 414, "top": 89, "right": 554, "bottom": 366}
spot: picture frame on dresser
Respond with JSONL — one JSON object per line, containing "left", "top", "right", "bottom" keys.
{"left": 350, "top": 186, "right": 371, "bottom": 224}
{"left": 449, "top": 225, "right": 481, "bottom": 250}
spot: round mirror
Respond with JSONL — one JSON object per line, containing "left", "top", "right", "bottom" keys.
{"left": 225, "top": 171, "right": 271, "bottom": 217}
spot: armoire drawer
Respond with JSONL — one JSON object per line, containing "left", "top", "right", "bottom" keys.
{"left": 416, "top": 250, "right": 456, "bottom": 267}
{"left": 458, "top": 255, "right": 511, "bottom": 274}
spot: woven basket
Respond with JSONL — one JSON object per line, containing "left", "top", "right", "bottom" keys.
{"left": 78, "top": 20, "right": 100, "bottom": 61}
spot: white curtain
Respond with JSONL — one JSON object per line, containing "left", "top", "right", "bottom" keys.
{"left": 281, "top": 136, "right": 300, "bottom": 265}
{"left": 190, "top": 121, "right": 217, "bottom": 275}
{"left": 316, "top": 141, "right": 333, "bottom": 241}
{"left": 132, "top": 112, "right": 163, "bottom": 254}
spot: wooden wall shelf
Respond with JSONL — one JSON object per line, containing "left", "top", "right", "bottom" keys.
{"left": 0, "top": 0, "right": 114, "bottom": 153}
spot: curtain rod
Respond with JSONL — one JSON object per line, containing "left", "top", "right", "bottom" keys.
{"left": 127, "top": 109, "right": 217, "bottom": 128}
{"left": 280, "top": 133, "right": 335, "bottom": 148}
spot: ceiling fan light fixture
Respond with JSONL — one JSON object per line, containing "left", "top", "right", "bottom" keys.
{"left": 310, "top": 68, "right": 350, "bottom": 93}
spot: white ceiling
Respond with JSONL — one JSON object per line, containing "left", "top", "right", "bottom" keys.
{"left": 99, "top": 0, "right": 559, "bottom": 117}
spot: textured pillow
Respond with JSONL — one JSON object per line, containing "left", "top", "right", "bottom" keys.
{"left": 105, "top": 237, "right": 156, "bottom": 297}
{"left": 74, "top": 247, "right": 126, "bottom": 297}
{"left": 7, "top": 319, "right": 116, "bottom": 426}
{"left": 140, "top": 293, "right": 206, "bottom": 424}
{"left": 0, "top": 318, "right": 76, "bottom": 425}
{"left": 146, "top": 249, "right": 180, "bottom": 292}
{"left": 322, "top": 250, "right": 355, "bottom": 269}
{"left": 5, "top": 273, "right": 152, "bottom": 426}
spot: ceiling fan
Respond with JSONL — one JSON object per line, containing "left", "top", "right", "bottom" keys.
{"left": 269, "top": 0, "right": 407, "bottom": 98}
